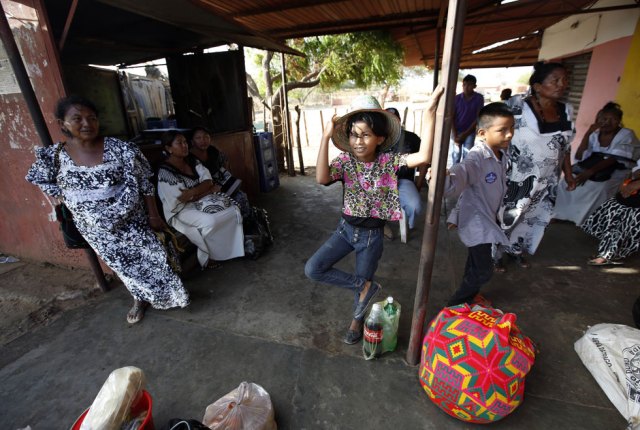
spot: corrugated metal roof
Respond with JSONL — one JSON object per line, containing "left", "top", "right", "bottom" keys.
{"left": 197, "top": 0, "right": 623, "bottom": 68}
{"left": 47, "top": 0, "right": 638, "bottom": 68}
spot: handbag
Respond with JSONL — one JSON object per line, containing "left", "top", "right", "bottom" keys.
{"left": 615, "top": 179, "right": 640, "bottom": 208}
{"left": 54, "top": 143, "right": 90, "bottom": 249}
{"left": 572, "top": 152, "right": 622, "bottom": 182}
{"left": 242, "top": 207, "right": 274, "bottom": 260}
{"left": 194, "top": 192, "right": 235, "bottom": 214}
{"left": 154, "top": 228, "right": 184, "bottom": 273}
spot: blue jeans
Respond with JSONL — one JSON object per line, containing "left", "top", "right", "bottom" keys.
{"left": 448, "top": 133, "right": 474, "bottom": 166}
{"left": 305, "top": 219, "right": 384, "bottom": 293}
{"left": 398, "top": 179, "right": 424, "bottom": 229}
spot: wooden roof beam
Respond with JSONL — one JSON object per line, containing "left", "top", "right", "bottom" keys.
{"left": 273, "top": 10, "right": 440, "bottom": 38}
{"left": 233, "top": 0, "right": 349, "bottom": 18}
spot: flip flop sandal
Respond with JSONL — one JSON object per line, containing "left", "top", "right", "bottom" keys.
{"left": 516, "top": 256, "right": 531, "bottom": 269}
{"left": 494, "top": 260, "right": 507, "bottom": 273}
{"left": 587, "top": 257, "right": 623, "bottom": 266}
{"left": 205, "top": 260, "right": 223, "bottom": 270}
{"left": 126, "top": 301, "right": 148, "bottom": 324}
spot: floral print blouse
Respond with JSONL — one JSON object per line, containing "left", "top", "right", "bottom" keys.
{"left": 329, "top": 151, "right": 408, "bottom": 221}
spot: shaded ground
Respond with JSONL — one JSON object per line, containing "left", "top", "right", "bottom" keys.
{"left": 0, "top": 261, "right": 101, "bottom": 345}
{"left": 1, "top": 171, "right": 638, "bottom": 429}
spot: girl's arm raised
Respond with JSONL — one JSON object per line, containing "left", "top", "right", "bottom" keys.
{"left": 406, "top": 86, "right": 444, "bottom": 168}
{"left": 316, "top": 115, "right": 336, "bottom": 184}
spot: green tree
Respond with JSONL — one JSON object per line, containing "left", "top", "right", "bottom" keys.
{"left": 246, "top": 31, "right": 404, "bottom": 171}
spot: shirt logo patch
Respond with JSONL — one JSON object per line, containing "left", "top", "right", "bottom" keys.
{"left": 485, "top": 172, "right": 497, "bottom": 184}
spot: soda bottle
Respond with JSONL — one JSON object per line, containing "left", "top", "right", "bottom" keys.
{"left": 384, "top": 296, "right": 397, "bottom": 317}
{"left": 363, "top": 303, "right": 384, "bottom": 359}
{"left": 382, "top": 297, "right": 398, "bottom": 352}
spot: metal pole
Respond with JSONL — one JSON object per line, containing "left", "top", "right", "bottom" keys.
{"left": 406, "top": 0, "right": 466, "bottom": 366}
{"left": 0, "top": 3, "right": 53, "bottom": 147}
{"left": 280, "top": 52, "right": 295, "bottom": 176}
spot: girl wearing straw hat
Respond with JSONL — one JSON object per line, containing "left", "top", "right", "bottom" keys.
{"left": 305, "top": 87, "right": 443, "bottom": 344}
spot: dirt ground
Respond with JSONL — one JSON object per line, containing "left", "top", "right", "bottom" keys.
{"left": 0, "top": 258, "right": 104, "bottom": 346}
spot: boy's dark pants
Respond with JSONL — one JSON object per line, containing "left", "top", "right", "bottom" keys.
{"left": 447, "top": 243, "right": 493, "bottom": 306}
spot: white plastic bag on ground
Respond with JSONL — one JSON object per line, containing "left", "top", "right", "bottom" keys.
{"left": 80, "top": 366, "right": 145, "bottom": 430}
{"left": 575, "top": 324, "right": 640, "bottom": 429}
{"left": 202, "top": 382, "right": 276, "bottom": 430}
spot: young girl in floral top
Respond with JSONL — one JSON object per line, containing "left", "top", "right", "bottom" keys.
{"left": 305, "top": 88, "right": 443, "bottom": 344}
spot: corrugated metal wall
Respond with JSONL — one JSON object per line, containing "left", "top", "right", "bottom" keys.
{"left": 563, "top": 52, "right": 592, "bottom": 123}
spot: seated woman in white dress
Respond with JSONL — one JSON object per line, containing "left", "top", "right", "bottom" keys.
{"left": 554, "top": 102, "right": 639, "bottom": 225}
{"left": 157, "top": 131, "right": 245, "bottom": 269}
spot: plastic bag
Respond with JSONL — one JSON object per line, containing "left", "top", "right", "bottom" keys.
{"left": 80, "top": 366, "right": 145, "bottom": 430}
{"left": 378, "top": 298, "right": 401, "bottom": 354}
{"left": 574, "top": 324, "right": 640, "bottom": 429}
{"left": 202, "top": 382, "right": 277, "bottom": 430}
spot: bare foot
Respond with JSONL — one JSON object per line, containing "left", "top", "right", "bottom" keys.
{"left": 126, "top": 300, "right": 148, "bottom": 324}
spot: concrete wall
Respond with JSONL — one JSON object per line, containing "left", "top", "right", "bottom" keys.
{"left": 0, "top": 0, "right": 91, "bottom": 267}
{"left": 570, "top": 36, "right": 633, "bottom": 155}
{"left": 540, "top": 0, "right": 639, "bottom": 61}
{"left": 615, "top": 19, "right": 640, "bottom": 135}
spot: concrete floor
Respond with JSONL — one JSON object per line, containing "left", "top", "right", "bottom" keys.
{"left": 1, "top": 171, "right": 638, "bottom": 429}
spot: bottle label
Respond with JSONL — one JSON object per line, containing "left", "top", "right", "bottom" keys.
{"left": 364, "top": 326, "right": 383, "bottom": 343}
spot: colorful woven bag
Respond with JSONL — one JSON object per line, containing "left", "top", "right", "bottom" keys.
{"left": 419, "top": 304, "right": 536, "bottom": 423}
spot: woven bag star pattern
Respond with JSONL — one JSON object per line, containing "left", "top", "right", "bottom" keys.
{"left": 419, "top": 304, "right": 536, "bottom": 423}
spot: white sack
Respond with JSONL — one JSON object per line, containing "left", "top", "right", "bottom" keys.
{"left": 575, "top": 323, "right": 640, "bottom": 430}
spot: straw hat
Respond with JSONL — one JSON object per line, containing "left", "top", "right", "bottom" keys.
{"left": 331, "top": 95, "right": 401, "bottom": 153}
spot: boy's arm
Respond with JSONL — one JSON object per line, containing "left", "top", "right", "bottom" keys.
{"left": 443, "top": 160, "right": 474, "bottom": 198}
{"left": 406, "top": 86, "right": 444, "bottom": 168}
{"left": 316, "top": 115, "right": 336, "bottom": 184}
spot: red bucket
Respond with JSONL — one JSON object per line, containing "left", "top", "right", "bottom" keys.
{"left": 70, "top": 389, "right": 154, "bottom": 430}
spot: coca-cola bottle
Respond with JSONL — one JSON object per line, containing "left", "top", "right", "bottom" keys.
{"left": 363, "top": 303, "right": 384, "bottom": 359}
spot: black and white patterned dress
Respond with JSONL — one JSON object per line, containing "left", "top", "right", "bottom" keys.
{"left": 498, "top": 100, "right": 574, "bottom": 255}
{"left": 581, "top": 194, "right": 640, "bottom": 261}
{"left": 26, "top": 138, "right": 190, "bottom": 309}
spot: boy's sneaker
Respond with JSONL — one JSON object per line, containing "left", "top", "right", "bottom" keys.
{"left": 472, "top": 294, "right": 492, "bottom": 308}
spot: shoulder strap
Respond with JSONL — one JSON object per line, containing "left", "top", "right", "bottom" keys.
{"left": 53, "top": 142, "right": 66, "bottom": 174}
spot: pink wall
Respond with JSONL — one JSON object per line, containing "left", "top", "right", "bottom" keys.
{"left": 571, "top": 37, "right": 633, "bottom": 158}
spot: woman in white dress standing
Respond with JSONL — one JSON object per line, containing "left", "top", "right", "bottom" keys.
{"left": 157, "top": 131, "right": 244, "bottom": 269}
{"left": 553, "top": 102, "right": 639, "bottom": 225}
{"left": 495, "top": 62, "right": 576, "bottom": 271}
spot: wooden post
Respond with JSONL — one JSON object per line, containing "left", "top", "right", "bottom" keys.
{"left": 294, "top": 106, "right": 305, "bottom": 175}
{"left": 303, "top": 111, "right": 310, "bottom": 146}
{"left": 280, "top": 53, "right": 295, "bottom": 176}
{"left": 406, "top": 0, "right": 467, "bottom": 366}
{"left": 434, "top": 28, "right": 442, "bottom": 88}
{"left": 84, "top": 248, "right": 110, "bottom": 292}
